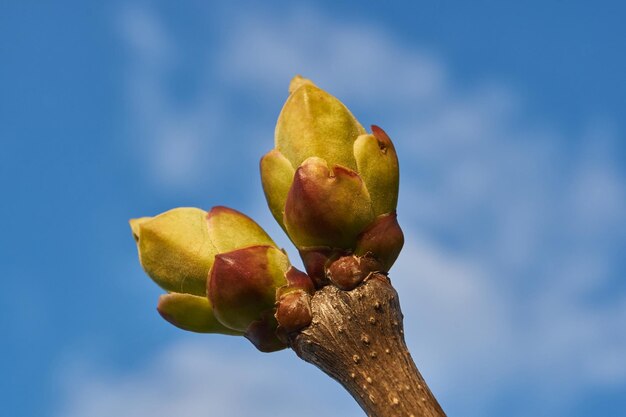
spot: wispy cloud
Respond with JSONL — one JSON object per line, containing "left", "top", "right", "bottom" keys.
{"left": 118, "top": 6, "right": 225, "bottom": 190}
{"left": 57, "top": 341, "right": 362, "bottom": 417}
{"left": 85, "top": 4, "right": 626, "bottom": 417}
{"left": 218, "top": 7, "right": 446, "bottom": 105}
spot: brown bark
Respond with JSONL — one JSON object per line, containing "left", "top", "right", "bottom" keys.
{"left": 289, "top": 273, "right": 446, "bottom": 417}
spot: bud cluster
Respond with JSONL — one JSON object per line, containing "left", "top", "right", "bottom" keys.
{"left": 131, "top": 206, "right": 313, "bottom": 352}
{"left": 131, "top": 76, "right": 404, "bottom": 352}
{"left": 261, "top": 76, "right": 404, "bottom": 289}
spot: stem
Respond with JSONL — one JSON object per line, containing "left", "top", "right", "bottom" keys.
{"left": 289, "top": 274, "right": 446, "bottom": 417}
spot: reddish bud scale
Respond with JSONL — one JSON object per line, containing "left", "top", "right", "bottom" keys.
{"left": 277, "top": 266, "right": 316, "bottom": 300}
{"left": 275, "top": 290, "right": 313, "bottom": 335}
{"left": 209, "top": 245, "right": 286, "bottom": 332}
{"left": 245, "top": 312, "right": 287, "bottom": 352}
{"left": 299, "top": 248, "right": 334, "bottom": 288}
{"left": 284, "top": 159, "right": 374, "bottom": 249}
{"left": 355, "top": 212, "right": 404, "bottom": 272}
{"left": 371, "top": 125, "right": 396, "bottom": 152}
{"left": 326, "top": 255, "right": 383, "bottom": 291}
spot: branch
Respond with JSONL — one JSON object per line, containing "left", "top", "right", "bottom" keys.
{"left": 289, "top": 274, "right": 446, "bottom": 417}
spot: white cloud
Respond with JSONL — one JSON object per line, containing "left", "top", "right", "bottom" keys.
{"left": 57, "top": 341, "right": 362, "bottom": 417}
{"left": 97, "top": 4, "right": 626, "bottom": 417}
{"left": 118, "top": 6, "right": 224, "bottom": 190}
{"left": 218, "top": 7, "right": 446, "bottom": 105}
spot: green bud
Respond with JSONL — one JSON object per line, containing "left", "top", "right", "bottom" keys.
{"left": 208, "top": 245, "right": 289, "bottom": 333}
{"left": 157, "top": 292, "right": 242, "bottom": 335}
{"left": 260, "top": 77, "right": 403, "bottom": 274}
{"left": 353, "top": 126, "right": 399, "bottom": 217}
{"left": 206, "top": 206, "right": 276, "bottom": 252}
{"left": 275, "top": 76, "right": 365, "bottom": 170}
{"left": 132, "top": 206, "right": 301, "bottom": 351}
{"left": 260, "top": 149, "right": 295, "bottom": 231}
{"left": 130, "top": 207, "right": 214, "bottom": 296}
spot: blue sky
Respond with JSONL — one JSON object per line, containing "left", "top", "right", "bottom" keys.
{"left": 1, "top": 1, "right": 625, "bottom": 416}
